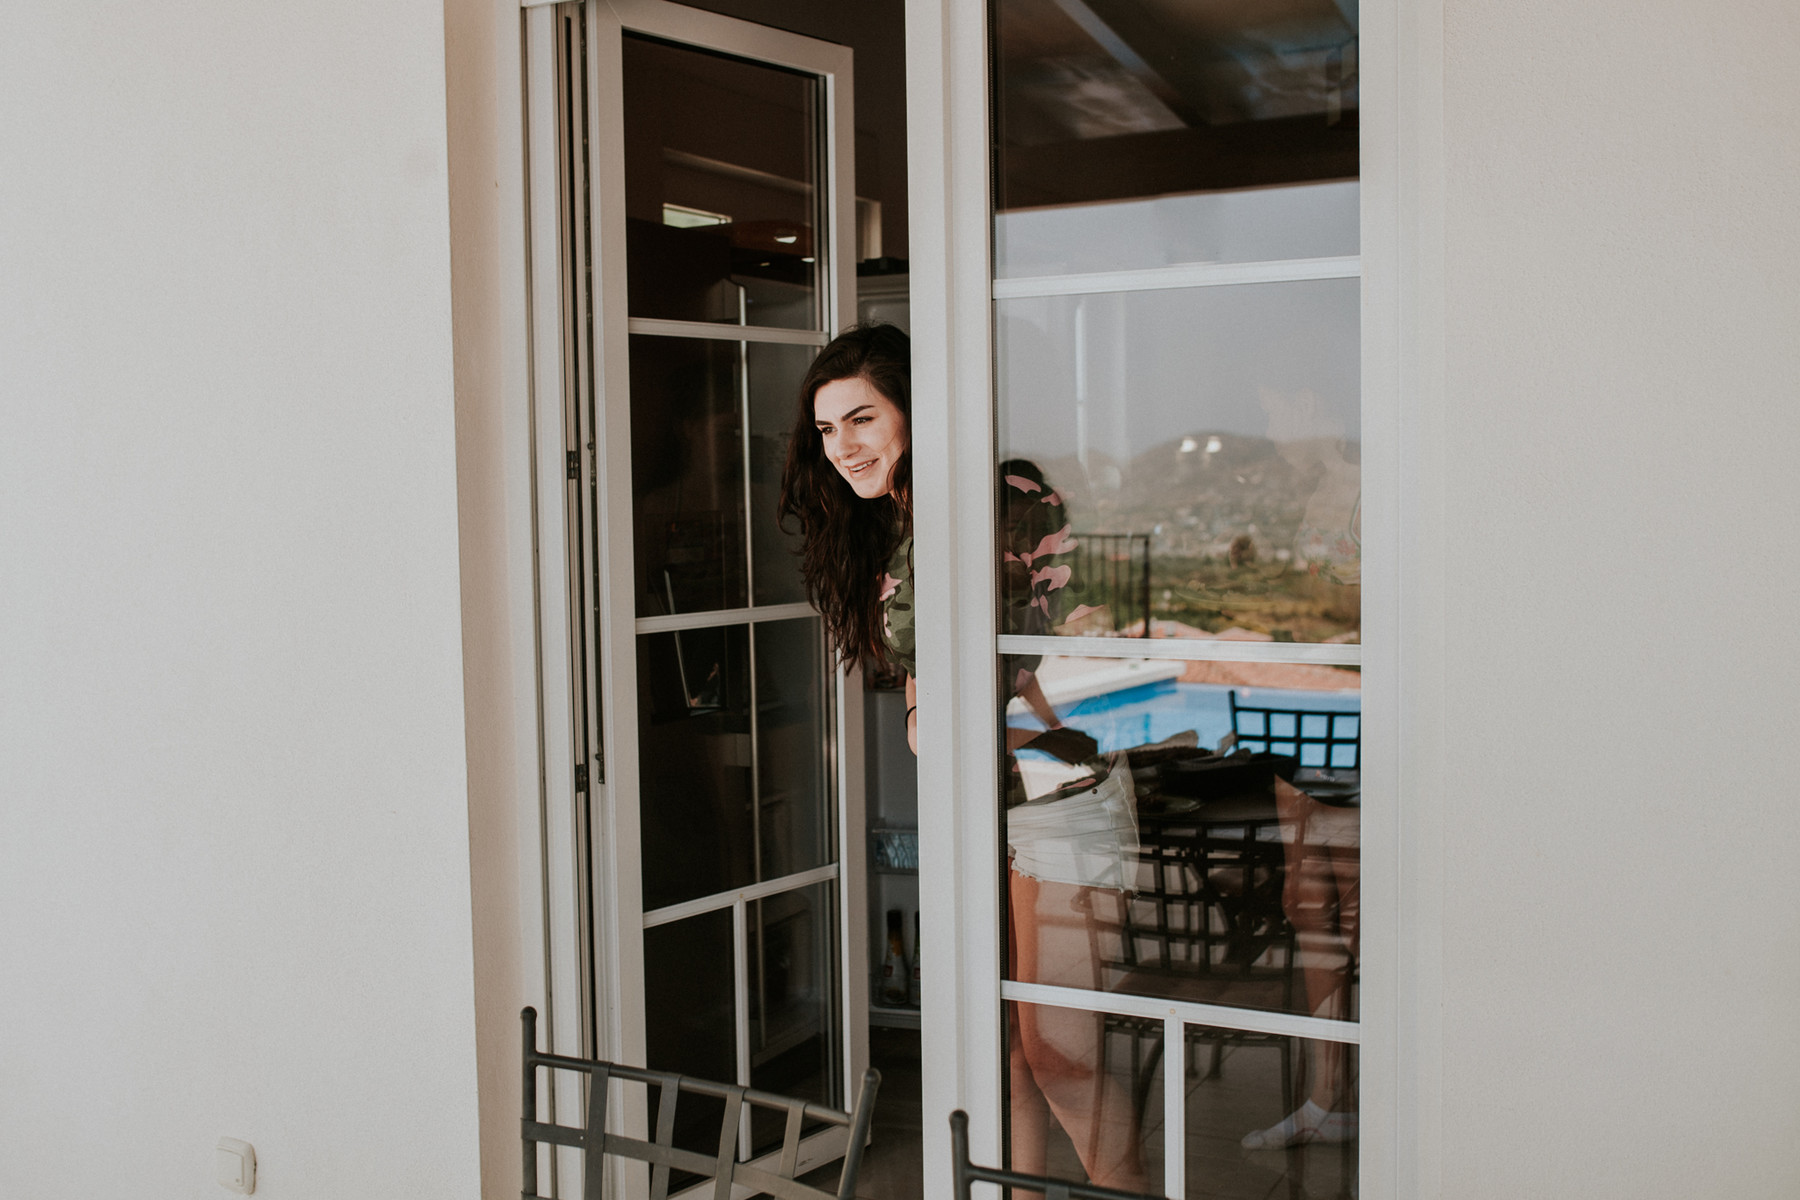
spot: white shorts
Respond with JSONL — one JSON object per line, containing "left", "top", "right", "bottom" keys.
{"left": 1007, "top": 761, "right": 1138, "bottom": 891}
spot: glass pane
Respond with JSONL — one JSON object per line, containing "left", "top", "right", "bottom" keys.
{"left": 622, "top": 34, "right": 822, "bottom": 329}
{"left": 644, "top": 908, "right": 738, "bottom": 1183}
{"left": 638, "top": 626, "right": 753, "bottom": 910}
{"left": 1187, "top": 1026, "right": 1357, "bottom": 1199}
{"left": 748, "top": 343, "right": 817, "bottom": 606}
{"left": 638, "top": 620, "right": 835, "bottom": 911}
{"left": 632, "top": 337, "right": 819, "bottom": 616}
{"left": 1007, "top": 1000, "right": 1163, "bottom": 1192}
{"left": 1003, "top": 659, "right": 1360, "bottom": 1022}
{"left": 755, "top": 618, "right": 834, "bottom": 880}
{"left": 748, "top": 882, "right": 841, "bottom": 1151}
{"left": 992, "top": 0, "right": 1358, "bottom": 212}
{"left": 997, "top": 279, "right": 1360, "bottom": 645}
{"left": 631, "top": 336, "right": 747, "bottom": 616}
{"left": 997, "top": 182, "right": 1358, "bottom": 278}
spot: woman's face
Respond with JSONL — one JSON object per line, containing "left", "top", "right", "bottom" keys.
{"left": 814, "top": 376, "right": 908, "bottom": 500}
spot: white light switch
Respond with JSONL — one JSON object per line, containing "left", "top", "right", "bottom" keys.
{"left": 216, "top": 1137, "right": 256, "bottom": 1195}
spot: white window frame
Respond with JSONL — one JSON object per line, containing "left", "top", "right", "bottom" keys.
{"left": 904, "top": 0, "right": 1439, "bottom": 1196}
{"left": 515, "top": 1, "right": 871, "bottom": 1192}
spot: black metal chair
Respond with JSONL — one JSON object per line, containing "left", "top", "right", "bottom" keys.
{"left": 949, "top": 1110, "right": 1167, "bottom": 1200}
{"left": 1226, "top": 690, "right": 1360, "bottom": 771}
{"left": 521, "top": 1007, "right": 881, "bottom": 1200}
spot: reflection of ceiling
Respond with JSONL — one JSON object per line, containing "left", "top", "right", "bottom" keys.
{"left": 1002, "top": 0, "right": 1357, "bottom": 139}
{"left": 996, "top": 0, "right": 1358, "bottom": 204}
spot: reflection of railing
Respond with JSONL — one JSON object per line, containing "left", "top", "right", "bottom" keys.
{"left": 1072, "top": 532, "right": 1152, "bottom": 637}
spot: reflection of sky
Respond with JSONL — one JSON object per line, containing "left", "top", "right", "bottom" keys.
{"left": 1015, "top": 681, "right": 1361, "bottom": 760}
{"left": 993, "top": 182, "right": 1360, "bottom": 464}
{"left": 996, "top": 278, "right": 1360, "bottom": 462}
{"left": 995, "top": 182, "right": 1359, "bottom": 277}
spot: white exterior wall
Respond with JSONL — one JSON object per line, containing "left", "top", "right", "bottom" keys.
{"left": 1427, "top": 0, "right": 1800, "bottom": 1195}
{"left": 0, "top": 2, "right": 482, "bottom": 1197}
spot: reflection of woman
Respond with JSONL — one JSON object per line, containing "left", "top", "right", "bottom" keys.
{"left": 997, "top": 460, "right": 1144, "bottom": 1192}
{"left": 779, "top": 327, "right": 1145, "bottom": 1192}
{"left": 1236, "top": 381, "right": 1361, "bottom": 1151}
{"left": 1238, "top": 778, "right": 1359, "bottom": 1150}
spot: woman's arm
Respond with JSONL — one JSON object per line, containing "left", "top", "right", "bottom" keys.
{"left": 1005, "top": 669, "right": 1070, "bottom": 751}
{"left": 912, "top": 670, "right": 1094, "bottom": 758}
{"left": 1013, "top": 670, "right": 1062, "bottom": 729}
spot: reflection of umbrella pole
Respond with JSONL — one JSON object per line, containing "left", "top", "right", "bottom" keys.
{"left": 1074, "top": 296, "right": 1088, "bottom": 477}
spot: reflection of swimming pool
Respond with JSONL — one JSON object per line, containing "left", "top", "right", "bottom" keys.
{"left": 1017, "top": 680, "right": 1362, "bottom": 762}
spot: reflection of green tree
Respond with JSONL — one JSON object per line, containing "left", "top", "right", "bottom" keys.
{"left": 1150, "top": 556, "right": 1359, "bottom": 643}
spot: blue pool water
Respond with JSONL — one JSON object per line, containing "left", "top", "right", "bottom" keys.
{"left": 1018, "top": 680, "right": 1361, "bottom": 765}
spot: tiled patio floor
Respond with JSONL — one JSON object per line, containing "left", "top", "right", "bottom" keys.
{"left": 812, "top": 1030, "right": 1353, "bottom": 1200}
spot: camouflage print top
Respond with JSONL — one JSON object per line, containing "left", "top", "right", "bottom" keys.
{"left": 878, "top": 533, "right": 915, "bottom": 677}
{"left": 880, "top": 468, "right": 1078, "bottom": 682}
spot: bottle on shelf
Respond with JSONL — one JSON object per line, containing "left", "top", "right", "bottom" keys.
{"left": 880, "top": 909, "right": 910, "bottom": 1007}
{"left": 908, "top": 910, "right": 921, "bottom": 1007}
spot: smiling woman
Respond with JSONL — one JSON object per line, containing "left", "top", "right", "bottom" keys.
{"left": 777, "top": 324, "right": 915, "bottom": 675}
{"left": 815, "top": 377, "right": 910, "bottom": 500}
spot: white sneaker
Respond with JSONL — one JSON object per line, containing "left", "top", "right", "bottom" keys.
{"left": 1240, "top": 1100, "right": 1359, "bottom": 1150}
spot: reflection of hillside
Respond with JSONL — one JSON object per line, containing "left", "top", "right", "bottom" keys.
{"left": 1038, "top": 432, "right": 1359, "bottom": 562}
{"left": 1021, "top": 431, "right": 1362, "bottom": 642}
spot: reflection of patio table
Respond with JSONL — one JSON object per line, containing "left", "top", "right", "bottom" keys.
{"left": 1120, "top": 785, "right": 1289, "bottom": 996}
{"left": 1142, "top": 792, "right": 1280, "bottom": 832}
{"left": 1118, "top": 771, "right": 1359, "bottom": 1005}
{"left": 1138, "top": 770, "right": 1358, "bottom": 843}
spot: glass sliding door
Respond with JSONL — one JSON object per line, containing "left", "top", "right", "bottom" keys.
{"left": 619, "top": 25, "right": 845, "bottom": 1134}
{"left": 522, "top": 0, "right": 865, "bottom": 1187}
{"left": 991, "top": 2, "right": 1363, "bottom": 1196}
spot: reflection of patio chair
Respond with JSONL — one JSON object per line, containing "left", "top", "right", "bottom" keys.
{"left": 1225, "top": 688, "right": 1362, "bottom": 1017}
{"left": 949, "top": 1110, "right": 1168, "bottom": 1200}
{"left": 1227, "top": 690, "right": 1360, "bottom": 770}
{"left": 520, "top": 1007, "right": 880, "bottom": 1200}
{"left": 1105, "top": 818, "right": 1297, "bottom": 1130}
{"left": 1227, "top": 691, "right": 1361, "bottom": 1198}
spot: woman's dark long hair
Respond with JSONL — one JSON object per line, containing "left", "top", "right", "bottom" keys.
{"left": 777, "top": 323, "right": 912, "bottom": 669}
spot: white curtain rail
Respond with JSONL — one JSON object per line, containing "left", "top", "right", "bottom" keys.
{"left": 992, "top": 255, "right": 1360, "bottom": 300}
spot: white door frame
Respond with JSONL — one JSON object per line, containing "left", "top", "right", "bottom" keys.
{"left": 904, "top": 0, "right": 1442, "bottom": 1196}
{"left": 518, "top": 0, "right": 870, "bottom": 1169}
{"left": 904, "top": 0, "right": 1007, "bottom": 1188}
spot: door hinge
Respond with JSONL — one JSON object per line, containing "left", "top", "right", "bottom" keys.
{"left": 573, "top": 762, "right": 589, "bottom": 793}
{"left": 566, "top": 450, "right": 579, "bottom": 481}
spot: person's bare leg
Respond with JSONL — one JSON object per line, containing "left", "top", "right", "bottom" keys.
{"left": 1310, "top": 839, "right": 1359, "bottom": 1112}
{"left": 1243, "top": 786, "right": 1359, "bottom": 1148}
{"left": 1008, "top": 870, "right": 1052, "bottom": 1186}
{"left": 1009, "top": 1012, "right": 1054, "bottom": 1200}
{"left": 1011, "top": 870, "right": 1149, "bottom": 1191}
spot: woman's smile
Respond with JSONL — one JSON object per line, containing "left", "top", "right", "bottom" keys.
{"left": 814, "top": 376, "right": 909, "bottom": 500}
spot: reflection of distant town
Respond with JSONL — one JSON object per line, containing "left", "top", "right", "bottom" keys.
{"left": 1010, "top": 432, "right": 1362, "bottom": 643}
{"left": 1031, "top": 431, "right": 1360, "bottom": 561}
